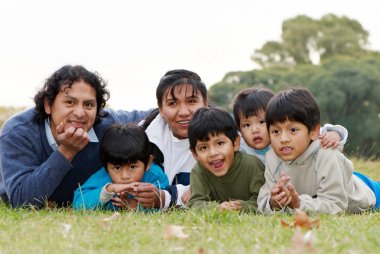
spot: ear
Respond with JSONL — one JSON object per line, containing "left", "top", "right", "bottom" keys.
{"left": 145, "top": 155, "right": 154, "bottom": 171}
{"left": 44, "top": 98, "right": 51, "bottom": 115}
{"left": 233, "top": 135, "right": 241, "bottom": 152}
{"left": 158, "top": 107, "right": 165, "bottom": 119}
{"left": 310, "top": 124, "right": 321, "bottom": 141}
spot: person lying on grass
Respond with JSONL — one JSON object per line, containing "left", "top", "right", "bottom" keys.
{"left": 187, "top": 107, "right": 265, "bottom": 212}
{"left": 232, "top": 87, "right": 348, "bottom": 165}
{"left": 257, "top": 87, "right": 380, "bottom": 214}
{"left": 73, "top": 123, "right": 168, "bottom": 210}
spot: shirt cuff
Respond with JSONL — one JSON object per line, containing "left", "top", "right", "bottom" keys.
{"left": 162, "top": 190, "right": 171, "bottom": 210}
{"left": 176, "top": 184, "right": 189, "bottom": 208}
{"left": 100, "top": 183, "right": 114, "bottom": 204}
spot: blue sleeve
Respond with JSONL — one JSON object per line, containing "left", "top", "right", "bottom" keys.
{"left": 142, "top": 162, "right": 169, "bottom": 190}
{"left": 105, "top": 108, "right": 152, "bottom": 124}
{"left": 73, "top": 168, "right": 114, "bottom": 210}
{"left": 0, "top": 119, "right": 72, "bottom": 207}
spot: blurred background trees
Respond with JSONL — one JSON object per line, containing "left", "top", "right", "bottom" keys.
{"left": 209, "top": 14, "right": 380, "bottom": 158}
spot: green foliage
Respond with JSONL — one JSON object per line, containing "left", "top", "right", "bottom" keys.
{"left": 252, "top": 14, "right": 369, "bottom": 68}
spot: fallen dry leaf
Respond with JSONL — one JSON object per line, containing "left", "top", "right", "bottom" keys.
{"left": 281, "top": 209, "right": 320, "bottom": 230}
{"left": 103, "top": 212, "right": 121, "bottom": 222}
{"left": 164, "top": 225, "right": 189, "bottom": 239}
{"left": 61, "top": 223, "right": 72, "bottom": 238}
{"left": 198, "top": 247, "right": 206, "bottom": 254}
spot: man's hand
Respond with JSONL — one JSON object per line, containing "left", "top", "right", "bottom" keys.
{"left": 56, "top": 122, "right": 90, "bottom": 161}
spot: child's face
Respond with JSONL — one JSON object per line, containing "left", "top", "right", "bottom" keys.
{"left": 269, "top": 119, "right": 319, "bottom": 161}
{"left": 239, "top": 111, "right": 271, "bottom": 150}
{"left": 107, "top": 161, "right": 147, "bottom": 184}
{"left": 159, "top": 84, "right": 207, "bottom": 140}
{"left": 192, "top": 133, "right": 240, "bottom": 177}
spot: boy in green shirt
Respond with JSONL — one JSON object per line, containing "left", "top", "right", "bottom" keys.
{"left": 187, "top": 107, "right": 265, "bottom": 212}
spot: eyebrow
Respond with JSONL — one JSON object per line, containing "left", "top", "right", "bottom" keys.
{"left": 64, "top": 95, "right": 96, "bottom": 103}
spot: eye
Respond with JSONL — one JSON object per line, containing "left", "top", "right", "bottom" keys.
{"left": 197, "top": 145, "right": 207, "bottom": 151}
{"left": 271, "top": 129, "right": 279, "bottom": 135}
{"left": 111, "top": 164, "right": 121, "bottom": 171}
{"left": 217, "top": 141, "right": 225, "bottom": 146}
{"left": 242, "top": 123, "right": 250, "bottom": 128}
{"left": 166, "top": 100, "right": 176, "bottom": 107}
{"left": 65, "top": 100, "right": 74, "bottom": 105}
{"left": 85, "top": 102, "right": 95, "bottom": 108}
{"left": 290, "top": 128, "right": 298, "bottom": 133}
{"left": 188, "top": 97, "right": 199, "bottom": 104}
{"left": 259, "top": 120, "right": 266, "bottom": 124}
{"left": 129, "top": 164, "right": 137, "bottom": 171}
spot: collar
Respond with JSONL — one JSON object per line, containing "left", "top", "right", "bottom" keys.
{"left": 44, "top": 118, "right": 99, "bottom": 151}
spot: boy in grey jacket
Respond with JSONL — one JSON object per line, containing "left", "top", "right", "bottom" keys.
{"left": 258, "top": 88, "right": 380, "bottom": 214}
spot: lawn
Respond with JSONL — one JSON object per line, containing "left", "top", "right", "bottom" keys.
{"left": 0, "top": 158, "right": 379, "bottom": 253}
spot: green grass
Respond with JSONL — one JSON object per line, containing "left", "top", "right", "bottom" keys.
{"left": 1, "top": 159, "right": 379, "bottom": 253}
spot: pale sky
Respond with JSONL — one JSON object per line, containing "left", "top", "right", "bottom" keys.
{"left": 0, "top": 0, "right": 379, "bottom": 111}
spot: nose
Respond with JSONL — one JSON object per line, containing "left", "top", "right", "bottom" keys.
{"left": 73, "top": 105, "right": 85, "bottom": 118}
{"left": 251, "top": 123, "right": 260, "bottom": 133}
{"left": 121, "top": 169, "right": 130, "bottom": 180}
{"left": 280, "top": 131, "right": 290, "bottom": 143}
{"left": 209, "top": 145, "right": 219, "bottom": 157}
{"left": 177, "top": 103, "right": 191, "bottom": 116}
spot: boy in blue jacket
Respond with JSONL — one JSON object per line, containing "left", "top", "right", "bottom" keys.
{"left": 73, "top": 123, "right": 168, "bottom": 210}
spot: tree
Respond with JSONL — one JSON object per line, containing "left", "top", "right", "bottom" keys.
{"left": 251, "top": 14, "right": 369, "bottom": 68}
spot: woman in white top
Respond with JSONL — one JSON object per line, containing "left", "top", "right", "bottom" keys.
{"left": 134, "top": 69, "right": 208, "bottom": 209}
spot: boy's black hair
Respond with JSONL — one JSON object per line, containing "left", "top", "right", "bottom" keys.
{"left": 100, "top": 123, "right": 151, "bottom": 169}
{"left": 265, "top": 87, "right": 320, "bottom": 132}
{"left": 33, "top": 65, "right": 110, "bottom": 123}
{"left": 188, "top": 107, "right": 238, "bottom": 151}
{"left": 156, "top": 69, "right": 207, "bottom": 107}
{"left": 232, "top": 87, "right": 274, "bottom": 129}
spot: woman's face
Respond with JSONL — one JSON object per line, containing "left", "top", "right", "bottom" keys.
{"left": 159, "top": 84, "right": 207, "bottom": 139}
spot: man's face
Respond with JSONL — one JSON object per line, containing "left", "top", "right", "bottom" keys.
{"left": 269, "top": 119, "right": 319, "bottom": 161}
{"left": 44, "top": 80, "right": 97, "bottom": 143}
{"left": 159, "top": 84, "right": 207, "bottom": 139}
{"left": 192, "top": 133, "right": 240, "bottom": 177}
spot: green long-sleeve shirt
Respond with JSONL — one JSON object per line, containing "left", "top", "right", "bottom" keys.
{"left": 188, "top": 151, "right": 265, "bottom": 212}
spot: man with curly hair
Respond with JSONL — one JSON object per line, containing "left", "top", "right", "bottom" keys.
{"left": 0, "top": 65, "right": 149, "bottom": 208}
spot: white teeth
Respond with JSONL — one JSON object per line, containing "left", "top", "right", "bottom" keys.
{"left": 178, "top": 121, "right": 189, "bottom": 124}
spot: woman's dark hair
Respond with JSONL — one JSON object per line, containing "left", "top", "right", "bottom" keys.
{"left": 100, "top": 123, "right": 151, "bottom": 168}
{"left": 265, "top": 87, "right": 320, "bottom": 132}
{"left": 33, "top": 65, "right": 110, "bottom": 123}
{"left": 156, "top": 69, "right": 207, "bottom": 107}
{"left": 188, "top": 107, "right": 238, "bottom": 151}
{"left": 232, "top": 87, "right": 274, "bottom": 129}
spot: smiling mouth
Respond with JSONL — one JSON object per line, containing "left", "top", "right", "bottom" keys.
{"left": 177, "top": 120, "right": 189, "bottom": 126}
{"left": 210, "top": 159, "right": 224, "bottom": 169}
{"left": 69, "top": 121, "right": 85, "bottom": 129}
